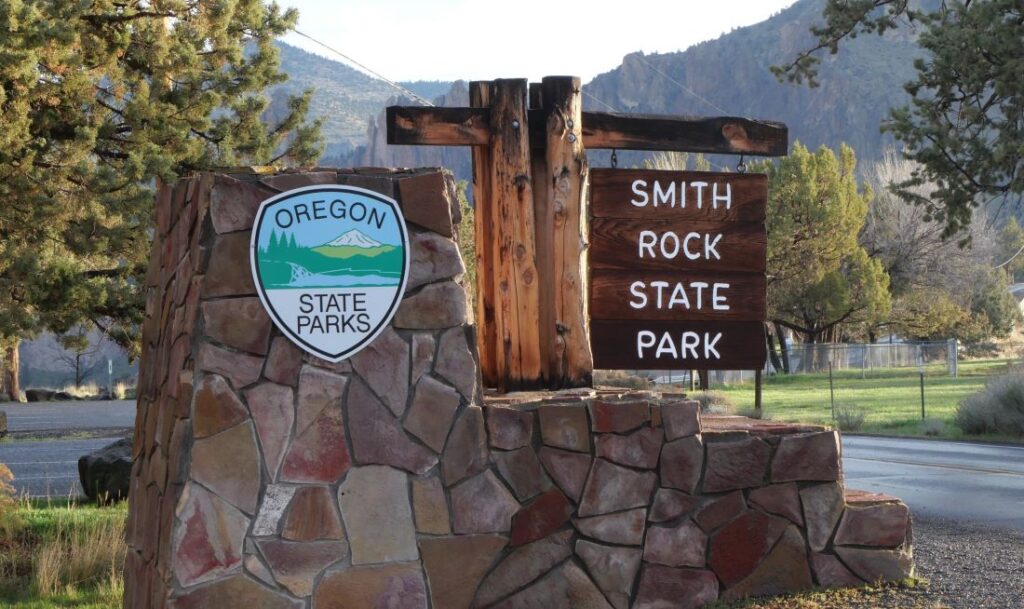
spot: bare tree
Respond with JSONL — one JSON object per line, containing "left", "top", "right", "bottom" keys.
{"left": 54, "top": 327, "right": 105, "bottom": 389}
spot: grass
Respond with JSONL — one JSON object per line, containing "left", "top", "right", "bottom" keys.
{"left": 710, "top": 358, "right": 1022, "bottom": 441}
{"left": 0, "top": 496, "right": 126, "bottom": 609}
{"left": 710, "top": 578, "right": 947, "bottom": 608}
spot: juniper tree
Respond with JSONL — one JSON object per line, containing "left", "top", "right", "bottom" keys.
{"left": 0, "top": 0, "right": 323, "bottom": 399}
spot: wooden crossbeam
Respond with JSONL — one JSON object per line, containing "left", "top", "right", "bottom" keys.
{"left": 387, "top": 106, "right": 788, "bottom": 156}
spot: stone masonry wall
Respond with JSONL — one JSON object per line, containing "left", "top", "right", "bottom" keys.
{"left": 125, "top": 167, "right": 912, "bottom": 609}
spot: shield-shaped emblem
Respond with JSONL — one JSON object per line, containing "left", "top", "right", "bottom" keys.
{"left": 250, "top": 185, "right": 410, "bottom": 362}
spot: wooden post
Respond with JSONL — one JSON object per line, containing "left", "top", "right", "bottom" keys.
{"left": 754, "top": 369, "right": 763, "bottom": 417}
{"left": 529, "top": 82, "right": 554, "bottom": 386}
{"left": 489, "top": 79, "right": 542, "bottom": 391}
{"left": 470, "top": 81, "right": 498, "bottom": 388}
{"left": 540, "top": 76, "right": 593, "bottom": 388}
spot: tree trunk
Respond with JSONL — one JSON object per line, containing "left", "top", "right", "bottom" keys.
{"left": 766, "top": 329, "right": 783, "bottom": 373}
{"left": 3, "top": 342, "right": 21, "bottom": 402}
{"left": 773, "top": 321, "right": 791, "bottom": 374}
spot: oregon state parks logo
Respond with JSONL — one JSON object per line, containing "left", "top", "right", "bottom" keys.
{"left": 250, "top": 185, "right": 410, "bottom": 362}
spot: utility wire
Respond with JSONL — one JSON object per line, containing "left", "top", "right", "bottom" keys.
{"left": 293, "top": 29, "right": 435, "bottom": 107}
{"left": 630, "top": 53, "right": 729, "bottom": 115}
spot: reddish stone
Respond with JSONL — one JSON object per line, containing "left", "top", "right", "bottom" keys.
{"left": 721, "top": 526, "right": 814, "bottom": 602}
{"left": 801, "top": 482, "right": 845, "bottom": 551}
{"left": 394, "top": 281, "right": 468, "bottom": 329}
{"left": 281, "top": 405, "right": 350, "bottom": 484}
{"left": 487, "top": 406, "right": 534, "bottom": 450}
{"left": 303, "top": 352, "right": 353, "bottom": 374}
{"left": 645, "top": 519, "right": 707, "bottom": 569}
{"left": 662, "top": 400, "right": 702, "bottom": 440}
{"left": 451, "top": 470, "right": 520, "bottom": 534}
{"left": 297, "top": 365, "right": 348, "bottom": 435}
{"left": 538, "top": 404, "right": 591, "bottom": 452}
{"left": 575, "top": 540, "right": 641, "bottom": 609}
{"left": 348, "top": 378, "right": 437, "bottom": 475}
{"left": 420, "top": 535, "right": 507, "bottom": 609}
{"left": 197, "top": 343, "right": 263, "bottom": 388}
{"left": 314, "top": 562, "right": 428, "bottom": 609}
{"left": 650, "top": 488, "right": 701, "bottom": 523}
{"left": 474, "top": 530, "right": 574, "bottom": 607}
{"left": 264, "top": 337, "right": 302, "bottom": 386}
{"left": 202, "top": 232, "right": 256, "bottom": 298}
{"left": 258, "top": 539, "right": 349, "bottom": 597}
{"left": 834, "top": 546, "right": 914, "bottom": 582}
{"left": 169, "top": 573, "right": 302, "bottom": 609}
{"left": 411, "top": 332, "right": 435, "bottom": 384}
{"left": 244, "top": 381, "right": 294, "bottom": 480}
{"left": 749, "top": 482, "right": 804, "bottom": 526}
{"left": 282, "top": 486, "right": 344, "bottom": 541}
{"left": 538, "top": 447, "right": 591, "bottom": 502}
{"left": 200, "top": 300, "right": 268, "bottom": 358}
{"left": 192, "top": 374, "right": 247, "bottom": 438}
{"left": 351, "top": 327, "right": 410, "bottom": 417}
{"left": 338, "top": 465, "right": 418, "bottom": 564}
{"left": 834, "top": 503, "right": 910, "bottom": 548}
{"left": 588, "top": 399, "right": 650, "bottom": 433}
{"left": 398, "top": 171, "right": 455, "bottom": 237}
{"left": 260, "top": 171, "right": 337, "bottom": 191}
{"left": 578, "top": 458, "right": 657, "bottom": 517}
{"left": 409, "top": 230, "right": 464, "bottom": 290}
{"left": 772, "top": 431, "right": 841, "bottom": 482}
{"left": 811, "top": 552, "right": 864, "bottom": 588}
{"left": 573, "top": 508, "right": 646, "bottom": 545}
{"left": 703, "top": 436, "right": 772, "bottom": 493}
{"left": 412, "top": 477, "right": 451, "bottom": 534}
{"left": 634, "top": 564, "right": 719, "bottom": 609}
{"left": 493, "top": 446, "right": 550, "bottom": 501}
{"left": 404, "top": 375, "right": 461, "bottom": 453}
{"left": 210, "top": 174, "right": 269, "bottom": 234}
{"left": 660, "top": 436, "right": 704, "bottom": 494}
{"left": 846, "top": 488, "right": 902, "bottom": 505}
{"left": 709, "top": 510, "right": 790, "bottom": 586}
{"left": 170, "top": 483, "right": 248, "bottom": 587}
{"left": 435, "top": 327, "right": 478, "bottom": 400}
{"left": 595, "top": 426, "right": 663, "bottom": 469}
{"left": 190, "top": 421, "right": 261, "bottom": 513}
{"left": 488, "top": 561, "right": 613, "bottom": 609}
{"left": 509, "top": 488, "right": 572, "bottom": 546}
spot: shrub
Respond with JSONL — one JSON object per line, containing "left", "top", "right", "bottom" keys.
{"left": 920, "top": 418, "right": 945, "bottom": 437}
{"left": 955, "top": 374, "right": 1024, "bottom": 436}
{"left": 833, "top": 404, "right": 867, "bottom": 431}
{"left": 690, "top": 390, "right": 736, "bottom": 414}
{"left": 592, "top": 370, "right": 653, "bottom": 390}
{"left": 0, "top": 464, "right": 20, "bottom": 537}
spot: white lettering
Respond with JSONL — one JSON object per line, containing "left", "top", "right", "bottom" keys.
{"left": 690, "top": 281, "right": 709, "bottom": 309}
{"left": 656, "top": 332, "right": 678, "bottom": 358}
{"left": 712, "top": 283, "right": 730, "bottom": 310}
{"left": 681, "top": 332, "right": 701, "bottom": 359}
{"left": 659, "top": 232, "right": 680, "bottom": 259}
{"left": 631, "top": 179, "right": 649, "bottom": 207}
{"left": 629, "top": 281, "right": 648, "bottom": 309}
{"left": 704, "top": 234, "right": 723, "bottom": 260}
{"left": 691, "top": 181, "right": 708, "bottom": 209}
{"left": 683, "top": 232, "right": 701, "bottom": 260}
{"left": 705, "top": 332, "right": 723, "bottom": 359}
{"left": 638, "top": 230, "right": 657, "bottom": 258}
{"left": 637, "top": 330, "right": 657, "bottom": 358}
{"left": 712, "top": 182, "right": 732, "bottom": 209}
{"left": 653, "top": 181, "right": 676, "bottom": 207}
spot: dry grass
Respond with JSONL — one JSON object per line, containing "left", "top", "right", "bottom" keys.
{"left": 32, "top": 514, "right": 125, "bottom": 597}
{"left": 60, "top": 382, "right": 102, "bottom": 399}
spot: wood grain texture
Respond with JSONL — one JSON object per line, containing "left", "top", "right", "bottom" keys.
{"left": 489, "top": 79, "right": 542, "bottom": 389}
{"left": 590, "top": 169, "right": 767, "bottom": 222}
{"left": 470, "top": 81, "right": 497, "bottom": 387}
{"left": 542, "top": 76, "right": 594, "bottom": 388}
{"left": 591, "top": 320, "right": 767, "bottom": 370}
{"left": 589, "top": 218, "right": 767, "bottom": 273}
{"left": 590, "top": 271, "right": 766, "bottom": 322}
{"left": 581, "top": 112, "right": 788, "bottom": 156}
{"left": 387, "top": 106, "right": 489, "bottom": 146}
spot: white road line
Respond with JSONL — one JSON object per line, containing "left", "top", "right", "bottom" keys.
{"left": 846, "top": 456, "right": 1024, "bottom": 477}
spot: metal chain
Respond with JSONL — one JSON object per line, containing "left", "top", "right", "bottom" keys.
{"left": 611, "top": 149, "right": 618, "bottom": 169}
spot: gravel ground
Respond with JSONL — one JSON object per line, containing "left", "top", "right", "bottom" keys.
{"left": 912, "top": 514, "right": 1024, "bottom": 609}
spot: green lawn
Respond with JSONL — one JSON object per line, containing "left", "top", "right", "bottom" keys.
{"left": 711, "top": 358, "right": 1019, "bottom": 440}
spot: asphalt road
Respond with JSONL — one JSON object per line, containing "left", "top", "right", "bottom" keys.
{"left": 843, "top": 435, "right": 1024, "bottom": 531}
{"left": 0, "top": 437, "right": 114, "bottom": 497}
{"left": 1, "top": 399, "right": 135, "bottom": 432}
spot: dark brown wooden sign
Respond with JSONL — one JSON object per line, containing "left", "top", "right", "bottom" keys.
{"left": 589, "top": 169, "right": 769, "bottom": 370}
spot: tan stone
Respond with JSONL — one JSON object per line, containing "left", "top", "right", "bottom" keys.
{"left": 282, "top": 486, "right": 345, "bottom": 541}
{"left": 721, "top": 526, "right": 814, "bottom": 602}
{"left": 192, "top": 374, "right": 248, "bottom": 438}
{"left": 210, "top": 174, "right": 270, "bottom": 234}
{"left": 313, "top": 562, "right": 428, "bottom": 609}
{"left": 442, "top": 405, "right": 489, "bottom": 485}
{"left": 703, "top": 436, "right": 772, "bottom": 493}
{"left": 575, "top": 540, "right": 642, "bottom": 609}
{"left": 296, "top": 365, "right": 347, "bottom": 435}
{"left": 451, "top": 470, "right": 520, "bottom": 534}
{"left": 487, "top": 406, "right": 534, "bottom": 450}
{"left": 351, "top": 327, "right": 409, "bottom": 417}
{"left": 474, "top": 529, "right": 574, "bottom": 607}
{"left": 633, "top": 564, "right": 719, "bottom": 609}
{"left": 834, "top": 546, "right": 914, "bottom": 582}
{"left": 398, "top": 171, "right": 454, "bottom": 237}
{"left": 420, "top": 535, "right": 507, "bottom": 609}
{"left": 244, "top": 554, "right": 276, "bottom": 586}
{"left": 662, "top": 400, "right": 702, "bottom": 439}
{"left": 260, "top": 171, "right": 337, "bottom": 191}
{"left": 489, "top": 561, "right": 613, "bottom": 609}
{"left": 801, "top": 482, "right": 846, "bottom": 551}
{"left": 264, "top": 337, "right": 302, "bottom": 386}
{"left": 595, "top": 426, "right": 663, "bottom": 469}
{"left": 412, "top": 477, "right": 451, "bottom": 534}
{"left": 394, "top": 281, "right": 468, "bottom": 329}
{"left": 573, "top": 508, "right": 646, "bottom": 546}
{"left": 202, "top": 297, "right": 272, "bottom": 355}
{"left": 660, "top": 435, "right": 704, "bottom": 494}
{"left": 644, "top": 519, "right": 707, "bottom": 568}
{"left": 772, "top": 431, "right": 842, "bottom": 482}
{"left": 347, "top": 377, "right": 438, "bottom": 475}
{"left": 197, "top": 343, "right": 263, "bottom": 388}
{"left": 244, "top": 381, "right": 294, "bottom": 480}
{"left": 435, "top": 327, "right": 478, "bottom": 400}
{"left": 834, "top": 503, "right": 910, "bottom": 548}
{"left": 811, "top": 552, "right": 864, "bottom": 588}
{"left": 749, "top": 482, "right": 804, "bottom": 526}
{"left": 171, "top": 483, "right": 248, "bottom": 587}
{"left": 190, "top": 420, "right": 261, "bottom": 514}
{"left": 538, "top": 404, "right": 591, "bottom": 452}
{"left": 538, "top": 446, "right": 591, "bottom": 502}
{"left": 169, "top": 573, "right": 303, "bottom": 609}
{"left": 280, "top": 401, "right": 351, "bottom": 484}
{"left": 404, "top": 375, "right": 461, "bottom": 452}
{"left": 411, "top": 332, "right": 435, "bottom": 384}
{"left": 578, "top": 459, "right": 657, "bottom": 517}
{"left": 258, "top": 539, "right": 348, "bottom": 597}
{"left": 338, "top": 465, "right": 418, "bottom": 565}
{"left": 409, "top": 230, "right": 465, "bottom": 290}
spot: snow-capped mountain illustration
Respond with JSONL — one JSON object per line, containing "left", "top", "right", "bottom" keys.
{"left": 323, "top": 229, "right": 383, "bottom": 248}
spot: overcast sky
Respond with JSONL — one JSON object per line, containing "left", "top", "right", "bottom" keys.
{"left": 280, "top": 0, "right": 799, "bottom": 83}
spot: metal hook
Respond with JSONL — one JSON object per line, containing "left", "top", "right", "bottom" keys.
{"left": 611, "top": 149, "right": 618, "bottom": 169}
{"left": 737, "top": 154, "right": 747, "bottom": 174}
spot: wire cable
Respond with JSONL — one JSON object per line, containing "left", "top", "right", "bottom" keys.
{"left": 630, "top": 53, "right": 729, "bottom": 115}
{"left": 292, "top": 29, "right": 435, "bottom": 107}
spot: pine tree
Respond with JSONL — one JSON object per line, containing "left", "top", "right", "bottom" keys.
{"left": 0, "top": 0, "right": 323, "bottom": 400}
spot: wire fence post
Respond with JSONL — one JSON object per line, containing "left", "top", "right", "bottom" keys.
{"left": 920, "top": 371, "right": 926, "bottom": 420}
{"left": 828, "top": 360, "right": 835, "bottom": 420}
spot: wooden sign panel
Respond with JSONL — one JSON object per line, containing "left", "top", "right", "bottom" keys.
{"left": 589, "top": 169, "right": 768, "bottom": 370}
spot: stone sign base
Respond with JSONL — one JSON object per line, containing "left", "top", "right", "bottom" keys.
{"left": 125, "top": 168, "right": 911, "bottom": 609}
